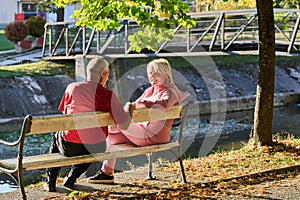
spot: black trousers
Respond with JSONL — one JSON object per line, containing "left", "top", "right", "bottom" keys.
{"left": 46, "top": 131, "right": 106, "bottom": 181}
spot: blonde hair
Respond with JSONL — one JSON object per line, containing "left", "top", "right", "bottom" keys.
{"left": 86, "top": 58, "right": 109, "bottom": 81}
{"left": 147, "top": 58, "right": 173, "bottom": 84}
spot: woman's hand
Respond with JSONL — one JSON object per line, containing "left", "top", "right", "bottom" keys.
{"left": 124, "top": 102, "right": 135, "bottom": 117}
{"left": 119, "top": 102, "right": 135, "bottom": 130}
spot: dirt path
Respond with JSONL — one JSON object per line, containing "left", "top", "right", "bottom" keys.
{"left": 2, "top": 165, "right": 300, "bottom": 200}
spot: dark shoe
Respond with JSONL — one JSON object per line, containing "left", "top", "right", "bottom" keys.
{"left": 63, "top": 177, "right": 76, "bottom": 189}
{"left": 43, "top": 181, "right": 56, "bottom": 192}
{"left": 87, "top": 171, "right": 114, "bottom": 184}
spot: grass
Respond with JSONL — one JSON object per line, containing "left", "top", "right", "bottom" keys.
{"left": 0, "top": 30, "right": 14, "bottom": 51}
{"left": 0, "top": 60, "right": 75, "bottom": 77}
{"left": 0, "top": 54, "right": 299, "bottom": 78}
{"left": 212, "top": 54, "right": 300, "bottom": 66}
{"left": 123, "top": 55, "right": 300, "bottom": 71}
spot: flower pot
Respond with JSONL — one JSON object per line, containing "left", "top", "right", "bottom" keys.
{"left": 36, "top": 37, "right": 44, "bottom": 47}
{"left": 15, "top": 40, "right": 32, "bottom": 52}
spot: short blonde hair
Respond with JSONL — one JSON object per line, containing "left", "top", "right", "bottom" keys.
{"left": 147, "top": 58, "right": 173, "bottom": 84}
{"left": 86, "top": 58, "right": 109, "bottom": 80}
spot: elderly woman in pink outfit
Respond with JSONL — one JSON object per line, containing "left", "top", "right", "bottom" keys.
{"left": 87, "top": 58, "right": 187, "bottom": 184}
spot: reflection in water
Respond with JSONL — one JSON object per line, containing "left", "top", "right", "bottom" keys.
{"left": 0, "top": 175, "right": 18, "bottom": 193}
{"left": 185, "top": 104, "right": 300, "bottom": 158}
{"left": 0, "top": 183, "right": 18, "bottom": 193}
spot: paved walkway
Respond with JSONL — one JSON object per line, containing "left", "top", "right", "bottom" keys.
{"left": 1, "top": 48, "right": 299, "bottom": 67}
{"left": 1, "top": 166, "right": 300, "bottom": 200}
{"left": 0, "top": 169, "right": 178, "bottom": 200}
{"left": 0, "top": 49, "right": 15, "bottom": 55}
{"left": 0, "top": 49, "right": 43, "bottom": 66}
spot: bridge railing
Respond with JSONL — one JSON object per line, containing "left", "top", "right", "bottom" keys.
{"left": 42, "top": 8, "right": 300, "bottom": 60}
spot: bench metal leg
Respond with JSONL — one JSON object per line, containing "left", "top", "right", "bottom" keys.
{"left": 178, "top": 155, "right": 187, "bottom": 183}
{"left": 145, "top": 153, "right": 157, "bottom": 180}
{"left": 18, "top": 172, "right": 27, "bottom": 200}
{"left": 145, "top": 148, "right": 187, "bottom": 183}
{"left": 169, "top": 147, "right": 187, "bottom": 184}
{"left": 18, "top": 169, "right": 27, "bottom": 200}
{"left": 9, "top": 172, "right": 27, "bottom": 200}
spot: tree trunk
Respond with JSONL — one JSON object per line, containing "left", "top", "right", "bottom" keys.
{"left": 252, "top": 0, "right": 275, "bottom": 146}
{"left": 55, "top": 7, "right": 64, "bottom": 41}
{"left": 110, "top": 59, "right": 126, "bottom": 102}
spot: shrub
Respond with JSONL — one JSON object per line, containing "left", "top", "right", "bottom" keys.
{"left": 4, "top": 21, "right": 29, "bottom": 43}
{"left": 25, "top": 16, "right": 46, "bottom": 37}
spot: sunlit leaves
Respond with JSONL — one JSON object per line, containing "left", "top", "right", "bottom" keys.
{"left": 273, "top": 0, "right": 300, "bottom": 9}
{"left": 49, "top": 0, "right": 195, "bottom": 52}
{"left": 164, "top": 137, "right": 300, "bottom": 184}
{"left": 63, "top": 190, "right": 110, "bottom": 200}
{"left": 128, "top": 27, "right": 173, "bottom": 52}
{"left": 197, "top": 0, "right": 256, "bottom": 11}
{"left": 68, "top": 191, "right": 91, "bottom": 199}
{"left": 51, "top": 0, "right": 195, "bottom": 29}
{"left": 41, "top": 136, "right": 300, "bottom": 199}
{"left": 49, "top": 0, "right": 77, "bottom": 8}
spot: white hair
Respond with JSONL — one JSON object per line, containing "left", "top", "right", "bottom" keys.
{"left": 147, "top": 58, "right": 173, "bottom": 84}
{"left": 86, "top": 58, "right": 109, "bottom": 81}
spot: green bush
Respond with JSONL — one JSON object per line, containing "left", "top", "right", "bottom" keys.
{"left": 4, "top": 21, "right": 29, "bottom": 43}
{"left": 25, "top": 16, "right": 46, "bottom": 37}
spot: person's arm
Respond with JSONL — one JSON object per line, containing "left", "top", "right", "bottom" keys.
{"left": 138, "top": 89, "right": 179, "bottom": 111}
{"left": 110, "top": 93, "right": 133, "bottom": 130}
{"left": 118, "top": 102, "right": 135, "bottom": 130}
{"left": 58, "top": 90, "right": 70, "bottom": 114}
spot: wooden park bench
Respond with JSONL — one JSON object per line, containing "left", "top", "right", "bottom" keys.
{"left": 0, "top": 102, "right": 191, "bottom": 199}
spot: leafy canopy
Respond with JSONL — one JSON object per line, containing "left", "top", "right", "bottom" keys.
{"left": 49, "top": 0, "right": 195, "bottom": 52}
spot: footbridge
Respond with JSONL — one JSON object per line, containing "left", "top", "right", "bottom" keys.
{"left": 42, "top": 8, "right": 300, "bottom": 60}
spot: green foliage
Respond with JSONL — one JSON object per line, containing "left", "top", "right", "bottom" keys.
{"left": 197, "top": 0, "right": 256, "bottom": 11}
{"left": 25, "top": 16, "right": 46, "bottom": 37}
{"left": 50, "top": 0, "right": 195, "bottom": 52}
{"left": 200, "top": 0, "right": 299, "bottom": 10}
{"left": 68, "top": 190, "right": 92, "bottom": 199}
{"left": 273, "top": 0, "right": 300, "bottom": 8}
{"left": 4, "top": 21, "right": 30, "bottom": 43}
{"left": 128, "top": 27, "right": 173, "bottom": 52}
{"left": 65, "top": 0, "right": 195, "bottom": 30}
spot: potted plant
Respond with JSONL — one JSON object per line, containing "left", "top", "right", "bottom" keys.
{"left": 25, "top": 16, "right": 46, "bottom": 47}
{"left": 4, "top": 16, "right": 47, "bottom": 52}
{"left": 4, "top": 21, "right": 30, "bottom": 52}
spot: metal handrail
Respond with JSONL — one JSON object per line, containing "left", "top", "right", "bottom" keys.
{"left": 42, "top": 8, "right": 300, "bottom": 60}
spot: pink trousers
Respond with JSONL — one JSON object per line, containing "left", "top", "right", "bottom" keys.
{"left": 101, "top": 120, "right": 172, "bottom": 174}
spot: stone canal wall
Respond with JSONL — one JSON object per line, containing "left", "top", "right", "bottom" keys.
{"left": 0, "top": 60, "right": 299, "bottom": 132}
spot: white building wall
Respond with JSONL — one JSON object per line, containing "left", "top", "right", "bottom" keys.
{"left": 0, "top": 1, "right": 78, "bottom": 25}
{"left": 64, "top": 4, "right": 79, "bottom": 22}
{"left": 0, "top": 0, "right": 18, "bottom": 25}
{"left": 46, "top": 4, "right": 79, "bottom": 23}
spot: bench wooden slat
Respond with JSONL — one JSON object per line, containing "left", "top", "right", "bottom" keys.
{"left": 0, "top": 142, "right": 179, "bottom": 171}
{"left": 131, "top": 105, "right": 182, "bottom": 123}
{"left": 29, "top": 105, "right": 182, "bottom": 135}
{"left": 29, "top": 112, "right": 115, "bottom": 135}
